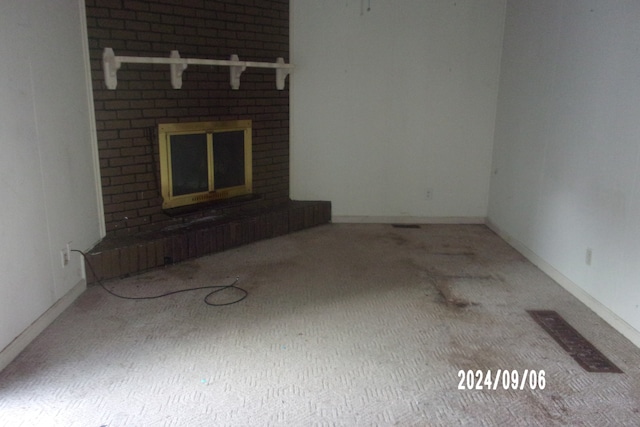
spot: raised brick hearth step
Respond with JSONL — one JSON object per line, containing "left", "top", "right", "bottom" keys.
{"left": 85, "top": 200, "right": 330, "bottom": 284}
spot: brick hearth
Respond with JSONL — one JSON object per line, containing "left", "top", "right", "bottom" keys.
{"left": 85, "top": 200, "right": 331, "bottom": 284}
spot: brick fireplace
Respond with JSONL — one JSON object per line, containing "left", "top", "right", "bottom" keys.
{"left": 84, "top": 0, "right": 330, "bottom": 282}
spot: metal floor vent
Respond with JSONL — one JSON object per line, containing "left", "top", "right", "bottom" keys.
{"left": 528, "top": 310, "right": 622, "bottom": 373}
{"left": 391, "top": 224, "right": 420, "bottom": 229}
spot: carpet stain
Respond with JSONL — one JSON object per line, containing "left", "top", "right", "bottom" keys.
{"left": 431, "top": 277, "right": 478, "bottom": 308}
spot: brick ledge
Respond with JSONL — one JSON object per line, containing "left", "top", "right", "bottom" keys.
{"left": 85, "top": 200, "right": 331, "bottom": 284}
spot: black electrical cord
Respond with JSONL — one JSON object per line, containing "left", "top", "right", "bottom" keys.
{"left": 71, "top": 249, "right": 247, "bottom": 306}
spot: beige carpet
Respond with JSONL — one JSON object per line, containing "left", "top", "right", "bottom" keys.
{"left": 1, "top": 224, "right": 639, "bottom": 426}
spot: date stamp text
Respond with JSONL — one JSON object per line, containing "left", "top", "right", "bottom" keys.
{"left": 457, "top": 369, "right": 546, "bottom": 390}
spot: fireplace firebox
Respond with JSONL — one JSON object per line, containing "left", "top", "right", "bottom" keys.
{"left": 158, "top": 120, "right": 252, "bottom": 209}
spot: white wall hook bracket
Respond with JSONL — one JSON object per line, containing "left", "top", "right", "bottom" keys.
{"left": 229, "top": 54, "right": 247, "bottom": 90}
{"left": 275, "top": 58, "right": 291, "bottom": 90}
{"left": 103, "top": 47, "right": 121, "bottom": 90}
{"left": 170, "top": 50, "right": 188, "bottom": 89}
{"left": 101, "top": 48, "right": 293, "bottom": 90}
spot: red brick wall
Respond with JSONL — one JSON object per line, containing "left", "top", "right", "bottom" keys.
{"left": 85, "top": 0, "right": 290, "bottom": 237}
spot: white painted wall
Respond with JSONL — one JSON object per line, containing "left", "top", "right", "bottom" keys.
{"left": 290, "top": 0, "right": 506, "bottom": 222}
{"left": 488, "top": 0, "right": 640, "bottom": 341}
{"left": 0, "top": 0, "right": 103, "bottom": 366}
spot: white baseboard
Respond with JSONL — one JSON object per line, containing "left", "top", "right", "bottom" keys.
{"left": 0, "top": 279, "right": 86, "bottom": 372}
{"left": 332, "top": 215, "right": 485, "bottom": 224}
{"left": 486, "top": 220, "right": 640, "bottom": 349}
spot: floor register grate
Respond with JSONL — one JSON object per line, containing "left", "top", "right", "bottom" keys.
{"left": 528, "top": 310, "right": 623, "bottom": 373}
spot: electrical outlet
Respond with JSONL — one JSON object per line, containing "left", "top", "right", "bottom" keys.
{"left": 426, "top": 189, "right": 433, "bottom": 200}
{"left": 585, "top": 248, "right": 592, "bottom": 266}
{"left": 61, "top": 243, "right": 71, "bottom": 267}
{"left": 61, "top": 249, "right": 69, "bottom": 267}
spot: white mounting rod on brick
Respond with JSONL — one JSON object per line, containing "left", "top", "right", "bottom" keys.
{"left": 102, "top": 47, "right": 292, "bottom": 90}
